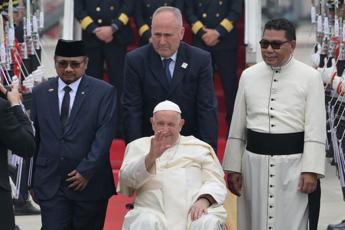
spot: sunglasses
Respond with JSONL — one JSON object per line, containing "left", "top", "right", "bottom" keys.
{"left": 56, "top": 60, "right": 84, "bottom": 69}
{"left": 259, "top": 39, "right": 290, "bottom": 49}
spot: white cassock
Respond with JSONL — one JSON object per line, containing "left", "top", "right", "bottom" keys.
{"left": 118, "top": 135, "right": 227, "bottom": 230}
{"left": 222, "top": 58, "right": 326, "bottom": 230}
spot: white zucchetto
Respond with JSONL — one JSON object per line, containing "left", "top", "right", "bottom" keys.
{"left": 153, "top": 100, "right": 181, "bottom": 114}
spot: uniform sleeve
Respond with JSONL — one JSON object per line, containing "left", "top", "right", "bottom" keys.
{"left": 301, "top": 72, "right": 326, "bottom": 176}
{"left": 184, "top": 0, "right": 206, "bottom": 38}
{"left": 222, "top": 72, "right": 247, "bottom": 173}
{"left": 215, "top": 0, "right": 243, "bottom": 38}
{"left": 135, "top": 1, "right": 151, "bottom": 42}
{"left": 112, "top": 0, "right": 136, "bottom": 31}
{"left": 74, "top": 0, "right": 98, "bottom": 34}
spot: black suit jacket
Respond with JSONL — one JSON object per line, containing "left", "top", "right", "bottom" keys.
{"left": 123, "top": 42, "right": 218, "bottom": 150}
{"left": 185, "top": 0, "right": 242, "bottom": 51}
{"left": 0, "top": 97, "right": 35, "bottom": 230}
{"left": 30, "top": 76, "right": 116, "bottom": 201}
{"left": 74, "top": 0, "right": 135, "bottom": 46}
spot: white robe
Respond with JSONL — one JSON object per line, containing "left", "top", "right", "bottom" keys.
{"left": 222, "top": 58, "right": 326, "bottom": 230}
{"left": 118, "top": 135, "right": 227, "bottom": 230}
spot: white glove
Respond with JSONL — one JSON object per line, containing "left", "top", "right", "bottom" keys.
{"left": 317, "top": 58, "right": 336, "bottom": 84}
{"left": 310, "top": 43, "right": 321, "bottom": 68}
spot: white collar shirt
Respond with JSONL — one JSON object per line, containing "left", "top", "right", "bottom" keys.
{"left": 58, "top": 77, "right": 82, "bottom": 114}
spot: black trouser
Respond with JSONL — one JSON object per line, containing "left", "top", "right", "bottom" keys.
{"left": 308, "top": 179, "right": 321, "bottom": 230}
{"left": 39, "top": 188, "right": 108, "bottom": 230}
{"left": 0, "top": 189, "right": 15, "bottom": 230}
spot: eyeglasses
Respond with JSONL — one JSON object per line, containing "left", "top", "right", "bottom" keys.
{"left": 56, "top": 60, "right": 84, "bottom": 69}
{"left": 259, "top": 39, "right": 290, "bottom": 49}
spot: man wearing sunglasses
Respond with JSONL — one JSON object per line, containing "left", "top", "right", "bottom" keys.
{"left": 223, "top": 18, "right": 326, "bottom": 230}
{"left": 30, "top": 39, "right": 117, "bottom": 229}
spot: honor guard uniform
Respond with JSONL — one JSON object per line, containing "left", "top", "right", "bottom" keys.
{"left": 135, "top": 0, "right": 184, "bottom": 44}
{"left": 185, "top": 0, "right": 243, "bottom": 124}
{"left": 74, "top": 0, "right": 135, "bottom": 138}
{"left": 1, "top": 0, "right": 22, "bottom": 83}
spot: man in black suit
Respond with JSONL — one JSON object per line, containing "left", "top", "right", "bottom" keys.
{"left": 0, "top": 84, "right": 35, "bottom": 230}
{"left": 74, "top": 0, "right": 135, "bottom": 138}
{"left": 123, "top": 6, "right": 218, "bottom": 150}
{"left": 185, "top": 0, "right": 243, "bottom": 125}
{"left": 30, "top": 40, "right": 116, "bottom": 229}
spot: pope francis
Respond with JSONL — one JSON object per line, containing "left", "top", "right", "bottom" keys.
{"left": 117, "top": 100, "right": 227, "bottom": 230}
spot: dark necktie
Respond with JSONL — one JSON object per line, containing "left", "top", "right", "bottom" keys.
{"left": 60, "top": 86, "right": 71, "bottom": 129}
{"left": 163, "top": 58, "right": 172, "bottom": 83}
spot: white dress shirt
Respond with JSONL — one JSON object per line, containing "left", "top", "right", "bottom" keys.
{"left": 58, "top": 77, "right": 82, "bottom": 115}
{"left": 161, "top": 52, "right": 177, "bottom": 79}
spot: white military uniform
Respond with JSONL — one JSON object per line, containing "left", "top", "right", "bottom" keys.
{"left": 222, "top": 58, "right": 326, "bottom": 230}
{"left": 118, "top": 135, "right": 227, "bottom": 230}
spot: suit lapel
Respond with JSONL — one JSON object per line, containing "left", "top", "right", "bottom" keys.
{"left": 149, "top": 46, "right": 170, "bottom": 91}
{"left": 46, "top": 78, "right": 61, "bottom": 136}
{"left": 169, "top": 43, "right": 188, "bottom": 94}
{"left": 65, "top": 76, "right": 89, "bottom": 133}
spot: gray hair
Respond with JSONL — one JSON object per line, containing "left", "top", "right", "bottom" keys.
{"left": 152, "top": 6, "right": 183, "bottom": 27}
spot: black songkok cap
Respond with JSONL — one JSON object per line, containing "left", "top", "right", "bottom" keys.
{"left": 54, "top": 39, "right": 86, "bottom": 57}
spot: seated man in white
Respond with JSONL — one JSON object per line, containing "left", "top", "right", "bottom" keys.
{"left": 117, "top": 100, "right": 227, "bottom": 230}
